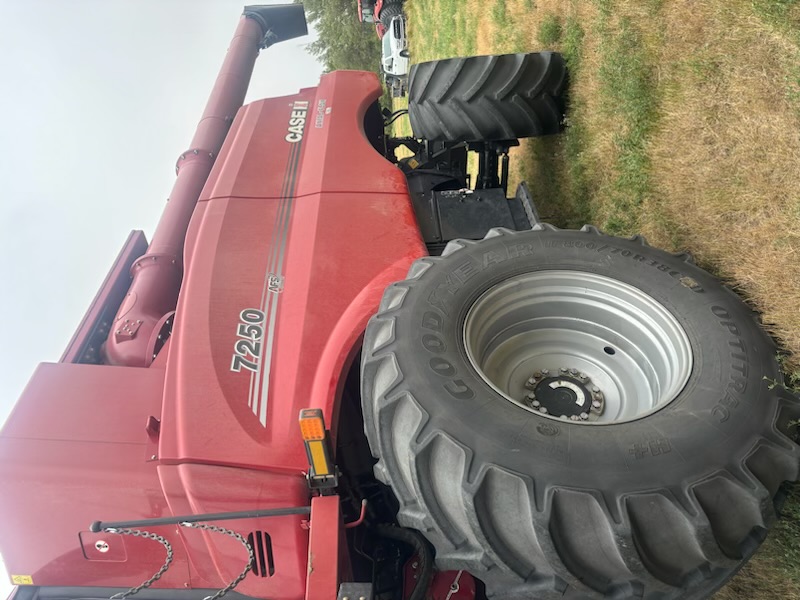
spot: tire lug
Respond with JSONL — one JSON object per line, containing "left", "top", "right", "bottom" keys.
{"left": 538, "top": 407, "right": 548, "bottom": 414}
{"left": 531, "top": 400, "right": 540, "bottom": 407}
{"left": 592, "top": 400, "right": 602, "bottom": 409}
{"left": 591, "top": 386, "right": 600, "bottom": 393}
{"left": 560, "top": 367, "right": 568, "bottom": 374}
{"left": 580, "top": 412, "right": 589, "bottom": 420}
{"left": 541, "top": 369, "right": 549, "bottom": 375}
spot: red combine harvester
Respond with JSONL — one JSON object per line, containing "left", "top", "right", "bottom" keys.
{"left": 357, "top": 0, "right": 403, "bottom": 38}
{"left": 2, "top": 4, "right": 799, "bottom": 600}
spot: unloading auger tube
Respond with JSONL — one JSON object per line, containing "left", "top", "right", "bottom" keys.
{"left": 103, "top": 4, "right": 307, "bottom": 367}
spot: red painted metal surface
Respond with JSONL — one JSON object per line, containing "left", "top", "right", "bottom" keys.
{"left": 0, "top": 364, "right": 192, "bottom": 589}
{"left": 159, "top": 69, "right": 423, "bottom": 473}
{"left": 158, "top": 464, "right": 309, "bottom": 598}
{"left": 104, "top": 13, "right": 266, "bottom": 367}
{"left": 305, "top": 496, "right": 341, "bottom": 600}
{"left": 155, "top": 69, "right": 424, "bottom": 593}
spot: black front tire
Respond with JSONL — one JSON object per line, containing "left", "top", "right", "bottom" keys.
{"left": 361, "top": 226, "right": 800, "bottom": 599}
{"left": 407, "top": 52, "right": 567, "bottom": 142}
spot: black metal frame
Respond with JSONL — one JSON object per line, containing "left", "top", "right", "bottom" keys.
{"left": 89, "top": 506, "right": 311, "bottom": 533}
{"left": 385, "top": 135, "right": 537, "bottom": 254}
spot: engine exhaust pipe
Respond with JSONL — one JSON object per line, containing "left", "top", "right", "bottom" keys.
{"left": 103, "top": 5, "right": 308, "bottom": 367}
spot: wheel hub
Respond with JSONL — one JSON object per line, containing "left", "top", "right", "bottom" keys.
{"left": 463, "top": 270, "right": 693, "bottom": 425}
{"left": 523, "top": 368, "right": 605, "bottom": 421}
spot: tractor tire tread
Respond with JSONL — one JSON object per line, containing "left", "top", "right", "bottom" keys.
{"left": 361, "top": 226, "right": 800, "bottom": 599}
{"left": 408, "top": 53, "right": 567, "bottom": 142}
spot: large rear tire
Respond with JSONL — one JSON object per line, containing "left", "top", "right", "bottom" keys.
{"left": 407, "top": 52, "right": 567, "bottom": 142}
{"left": 361, "top": 226, "right": 800, "bottom": 599}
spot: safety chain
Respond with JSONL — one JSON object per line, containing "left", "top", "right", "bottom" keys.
{"left": 103, "top": 523, "right": 253, "bottom": 600}
{"left": 105, "top": 529, "right": 174, "bottom": 600}
{"left": 180, "top": 522, "right": 254, "bottom": 600}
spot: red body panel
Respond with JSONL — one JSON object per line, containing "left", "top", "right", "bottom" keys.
{"left": 305, "top": 496, "right": 341, "bottom": 600}
{"left": 0, "top": 69, "right": 426, "bottom": 599}
{"left": 160, "top": 70, "right": 420, "bottom": 473}
{"left": 0, "top": 364, "right": 190, "bottom": 589}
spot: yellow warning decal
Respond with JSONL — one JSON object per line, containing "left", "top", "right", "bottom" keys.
{"left": 11, "top": 575, "right": 34, "bottom": 585}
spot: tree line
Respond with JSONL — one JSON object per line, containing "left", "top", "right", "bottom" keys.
{"left": 296, "top": 0, "right": 383, "bottom": 73}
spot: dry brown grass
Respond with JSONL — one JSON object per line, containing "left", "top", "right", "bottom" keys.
{"left": 645, "top": 0, "right": 800, "bottom": 372}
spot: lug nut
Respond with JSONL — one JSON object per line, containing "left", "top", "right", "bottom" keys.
{"left": 591, "top": 386, "right": 600, "bottom": 393}
{"left": 580, "top": 412, "right": 589, "bottom": 420}
{"left": 592, "top": 400, "right": 602, "bottom": 409}
{"left": 541, "top": 369, "right": 550, "bottom": 375}
{"left": 560, "top": 367, "right": 568, "bottom": 374}
{"left": 538, "top": 407, "right": 548, "bottom": 414}
{"left": 532, "top": 400, "right": 541, "bottom": 407}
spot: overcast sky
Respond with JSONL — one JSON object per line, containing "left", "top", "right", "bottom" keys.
{"left": 0, "top": 1, "right": 323, "bottom": 595}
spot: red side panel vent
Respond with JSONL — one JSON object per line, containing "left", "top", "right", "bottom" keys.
{"left": 247, "top": 531, "right": 275, "bottom": 577}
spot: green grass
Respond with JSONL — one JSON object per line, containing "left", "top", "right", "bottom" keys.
{"left": 750, "top": 0, "right": 800, "bottom": 109}
{"left": 490, "top": 0, "right": 507, "bottom": 25}
{"left": 751, "top": 0, "right": 800, "bottom": 32}
{"left": 775, "top": 488, "right": 800, "bottom": 576}
{"left": 538, "top": 14, "right": 563, "bottom": 45}
{"left": 594, "top": 15, "right": 658, "bottom": 234}
{"left": 520, "top": 17, "right": 592, "bottom": 228}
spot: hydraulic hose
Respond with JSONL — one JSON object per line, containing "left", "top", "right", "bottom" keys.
{"left": 374, "top": 524, "right": 435, "bottom": 600}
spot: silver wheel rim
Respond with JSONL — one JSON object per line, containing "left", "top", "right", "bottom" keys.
{"left": 463, "top": 270, "right": 693, "bottom": 425}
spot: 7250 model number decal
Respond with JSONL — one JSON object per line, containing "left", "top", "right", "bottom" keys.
{"left": 230, "top": 308, "right": 265, "bottom": 372}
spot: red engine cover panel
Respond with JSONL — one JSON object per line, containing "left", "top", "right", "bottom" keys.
{"left": 156, "top": 70, "right": 426, "bottom": 596}
{"left": 0, "top": 364, "right": 191, "bottom": 589}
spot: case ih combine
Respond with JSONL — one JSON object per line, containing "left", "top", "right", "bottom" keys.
{"left": 2, "top": 5, "right": 799, "bottom": 600}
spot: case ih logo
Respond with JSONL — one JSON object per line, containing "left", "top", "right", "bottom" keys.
{"left": 285, "top": 100, "right": 309, "bottom": 143}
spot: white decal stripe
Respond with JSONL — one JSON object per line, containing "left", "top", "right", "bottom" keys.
{"left": 258, "top": 181, "right": 297, "bottom": 425}
{"left": 248, "top": 140, "right": 298, "bottom": 416}
{"left": 259, "top": 278, "right": 281, "bottom": 425}
{"left": 249, "top": 131, "right": 303, "bottom": 426}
